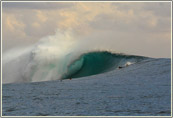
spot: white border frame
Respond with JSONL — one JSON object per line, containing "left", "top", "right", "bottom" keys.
{"left": 1, "top": 1, "right": 172, "bottom": 117}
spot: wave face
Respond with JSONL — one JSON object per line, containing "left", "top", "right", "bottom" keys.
{"left": 62, "top": 51, "right": 145, "bottom": 79}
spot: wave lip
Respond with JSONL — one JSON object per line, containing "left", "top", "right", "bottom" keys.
{"left": 62, "top": 51, "right": 146, "bottom": 79}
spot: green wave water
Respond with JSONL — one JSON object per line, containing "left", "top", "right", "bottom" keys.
{"left": 62, "top": 51, "right": 146, "bottom": 79}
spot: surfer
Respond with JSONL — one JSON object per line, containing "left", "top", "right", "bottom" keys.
{"left": 125, "top": 64, "right": 129, "bottom": 67}
{"left": 118, "top": 66, "right": 123, "bottom": 69}
{"left": 70, "top": 78, "right": 72, "bottom": 80}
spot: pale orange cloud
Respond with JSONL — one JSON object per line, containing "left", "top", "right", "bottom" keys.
{"left": 2, "top": 2, "right": 171, "bottom": 57}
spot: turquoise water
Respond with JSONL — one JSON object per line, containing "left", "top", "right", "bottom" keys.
{"left": 62, "top": 51, "right": 145, "bottom": 79}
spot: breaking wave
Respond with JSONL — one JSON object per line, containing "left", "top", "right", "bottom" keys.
{"left": 2, "top": 30, "right": 146, "bottom": 84}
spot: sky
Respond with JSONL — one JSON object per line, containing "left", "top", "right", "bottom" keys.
{"left": 2, "top": 2, "right": 172, "bottom": 58}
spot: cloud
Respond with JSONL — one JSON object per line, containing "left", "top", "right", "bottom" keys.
{"left": 2, "top": 2, "right": 171, "bottom": 58}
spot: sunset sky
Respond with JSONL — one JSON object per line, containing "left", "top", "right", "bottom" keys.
{"left": 2, "top": 2, "right": 171, "bottom": 58}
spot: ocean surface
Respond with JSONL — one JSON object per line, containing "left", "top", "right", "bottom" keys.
{"left": 2, "top": 58, "right": 171, "bottom": 116}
